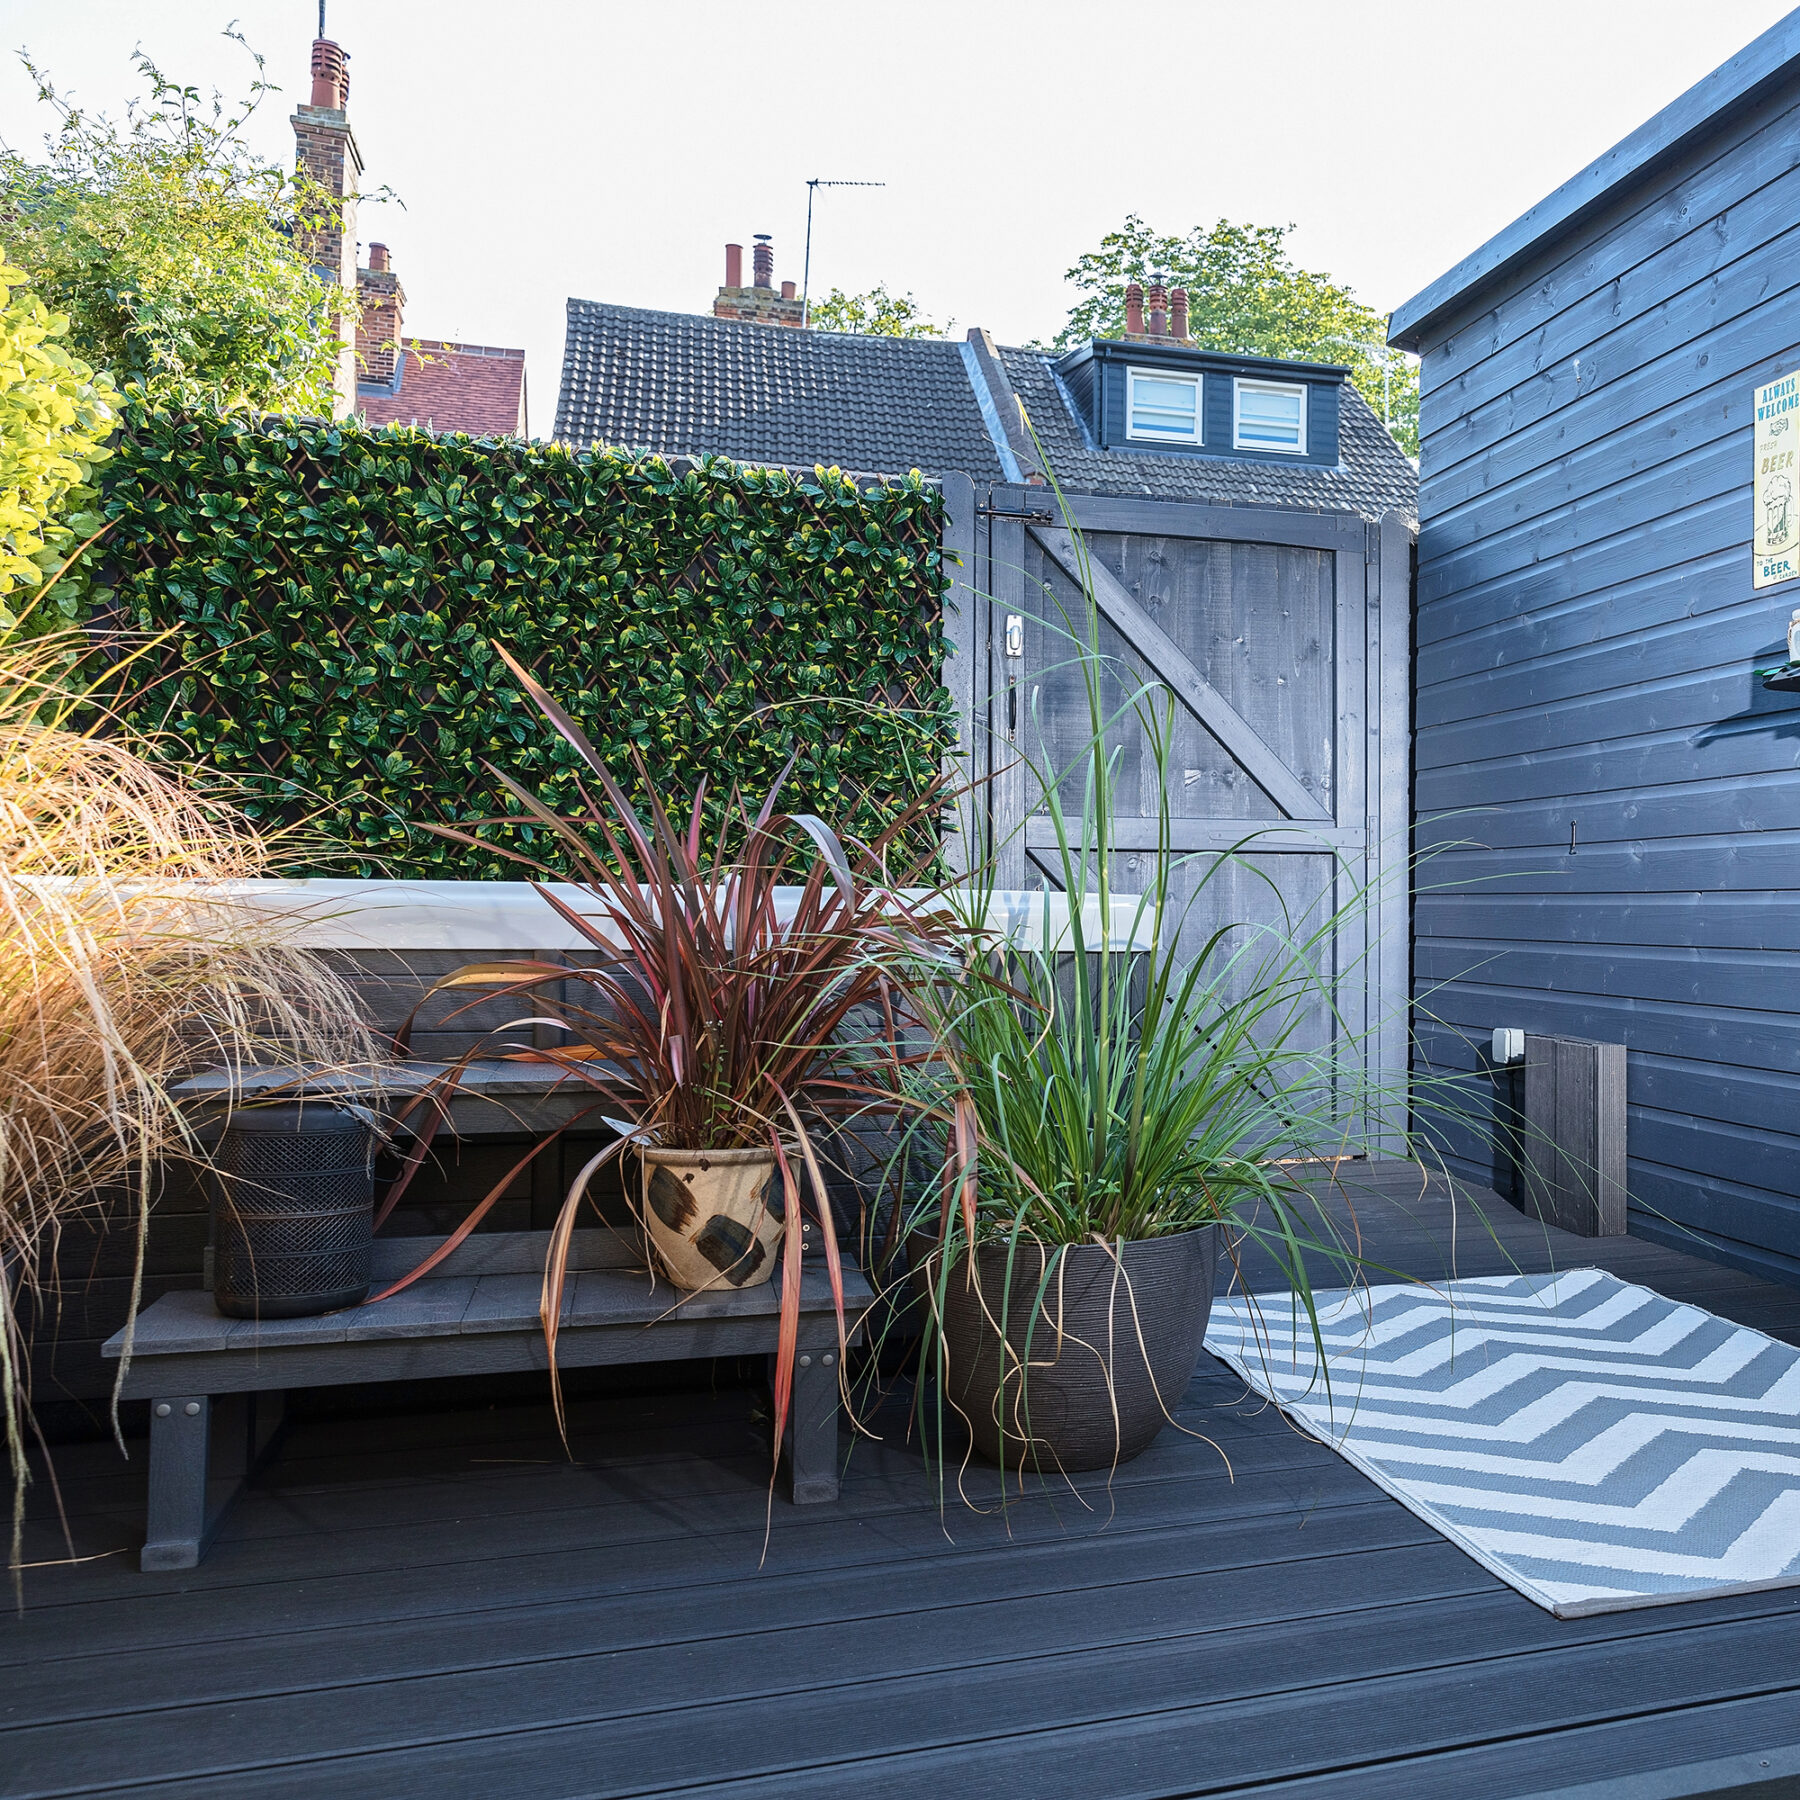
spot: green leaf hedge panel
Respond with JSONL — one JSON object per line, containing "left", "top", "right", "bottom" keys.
{"left": 99, "top": 410, "right": 954, "bottom": 878}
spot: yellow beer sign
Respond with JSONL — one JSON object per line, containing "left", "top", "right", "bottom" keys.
{"left": 1755, "top": 372, "right": 1800, "bottom": 589}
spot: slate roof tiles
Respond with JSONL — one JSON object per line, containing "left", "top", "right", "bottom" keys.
{"left": 554, "top": 298, "right": 1418, "bottom": 523}
{"left": 554, "top": 302, "right": 1001, "bottom": 481}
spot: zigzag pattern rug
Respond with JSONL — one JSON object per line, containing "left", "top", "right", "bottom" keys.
{"left": 1203, "top": 1270, "right": 1800, "bottom": 1617}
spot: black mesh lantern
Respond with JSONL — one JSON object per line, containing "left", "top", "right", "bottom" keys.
{"left": 211, "top": 1102, "right": 374, "bottom": 1319}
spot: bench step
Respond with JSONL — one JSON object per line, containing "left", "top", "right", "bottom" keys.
{"left": 106, "top": 1260, "right": 863, "bottom": 1362}
{"left": 102, "top": 1228, "right": 876, "bottom": 1564}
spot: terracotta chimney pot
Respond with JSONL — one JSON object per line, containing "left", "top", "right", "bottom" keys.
{"left": 309, "top": 38, "right": 349, "bottom": 109}
{"left": 1170, "top": 287, "right": 1188, "bottom": 341}
{"left": 724, "top": 242, "right": 742, "bottom": 289}
{"left": 1147, "top": 275, "right": 1168, "bottom": 338}
{"left": 780, "top": 280, "right": 796, "bottom": 301}
{"left": 752, "top": 235, "right": 774, "bottom": 290}
{"left": 1124, "top": 281, "right": 1144, "bottom": 337}
{"left": 368, "top": 242, "right": 390, "bottom": 272}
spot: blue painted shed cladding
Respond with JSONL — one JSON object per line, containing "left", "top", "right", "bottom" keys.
{"left": 1391, "top": 14, "right": 1800, "bottom": 1285}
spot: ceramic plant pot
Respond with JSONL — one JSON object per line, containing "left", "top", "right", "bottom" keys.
{"left": 935, "top": 1225, "right": 1219, "bottom": 1473}
{"left": 637, "top": 1145, "right": 783, "bottom": 1290}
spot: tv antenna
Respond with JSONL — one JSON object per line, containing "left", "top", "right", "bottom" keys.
{"left": 1325, "top": 334, "right": 1407, "bottom": 428}
{"left": 801, "top": 178, "right": 885, "bottom": 329}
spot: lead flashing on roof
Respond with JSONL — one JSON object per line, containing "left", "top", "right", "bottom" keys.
{"left": 958, "top": 341, "right": 1024, "bottom": 485}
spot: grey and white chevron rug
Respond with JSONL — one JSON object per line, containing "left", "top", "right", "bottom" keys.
{"left": 1203, "top": 1269, "right": 1800, "bottom": 1618}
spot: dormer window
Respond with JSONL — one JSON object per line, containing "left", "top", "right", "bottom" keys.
{"left": 1053, "top": 341, "right": 1339, "bottom": 466}
{"left": 1234, "top": 378, "right": 1307, "bottom": 453}
{"left": 1127, "top": 368, "right": 1202, "bottom": 445}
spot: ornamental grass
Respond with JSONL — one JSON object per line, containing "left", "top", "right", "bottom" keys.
{"left": 0, "top": 631, "right": 380, "bottom": 1585}
{"left": 884, "top": 428, "right": 1437, "bottom": 1499}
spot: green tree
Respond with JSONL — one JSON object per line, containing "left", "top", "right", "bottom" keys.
{"left": 1055, "top": 216, "right": 1418, "bottom": 455}
{"left": 0, "top": 34, "right": 347, "bottom": 416}
{"left": 0, "top": 254, "right": 115, "bottom": 630}
{"left": 808, "top": 283, "right": 949, "bottom": 339}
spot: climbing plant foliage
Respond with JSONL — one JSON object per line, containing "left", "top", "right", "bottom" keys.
{"left": 100, "top": 411, "right": 954, "bottom": 878}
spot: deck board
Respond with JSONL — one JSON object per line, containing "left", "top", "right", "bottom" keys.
{"left": 5, "top": 1165, "right": 1799, "bottom": 1799}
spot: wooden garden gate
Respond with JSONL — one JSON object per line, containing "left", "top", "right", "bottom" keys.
{"left": 940, "top": 476, "right": 1414, "bottom": 1108}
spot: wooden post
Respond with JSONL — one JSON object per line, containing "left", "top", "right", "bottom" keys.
{"left": 1370, "top": 510, "right": 1414, "bottom": 1152}
{"left": 142, "top": 1394, "right": 213, "bottom": 1571}
{"left": 938, "top": 472, "right": 980, "bottom": 879}
{"left": 141, "top": 1389, "right": 288, "bottom": 1570}
{"left": 1521, "top": 1035, "right": 1627, "bottom": 1237}
{"left": 783, "top": 1349, "right": 842, "bottom": 1503}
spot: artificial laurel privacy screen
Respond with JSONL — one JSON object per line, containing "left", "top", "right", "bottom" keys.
{"left": 93, "top": 410, "right": 954, "bottom": 877}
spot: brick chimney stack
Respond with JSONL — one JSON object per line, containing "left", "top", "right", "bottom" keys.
{"left": 356, "top": 241, "right": 405, "bottom": 390}
{"left": 291, "top": 35, "right": 362, "bottom": 417}
{"left": 1124, "top": 281, "right": 1144, "bottom": 337}
{"left": 712, "top": 234, "right": 805, "bottom": 328}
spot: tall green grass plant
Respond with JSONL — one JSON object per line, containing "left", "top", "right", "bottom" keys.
{"left": 891, "top": 438, "right": 1428, "bottom": 1487}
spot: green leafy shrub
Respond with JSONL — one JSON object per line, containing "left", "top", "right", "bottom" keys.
{"left": 2, "top": 39, "right": 350, "bottom": 418}
{"left": 0, "top": 255, "right": 115, "bottom": 630}
{"left": 99, "top": 409, "right": 955, "bottom": 877}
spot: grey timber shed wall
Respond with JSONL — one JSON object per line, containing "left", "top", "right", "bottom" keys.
{"left": 1390, "top": 14, "right": 1800, "bottom": 1283}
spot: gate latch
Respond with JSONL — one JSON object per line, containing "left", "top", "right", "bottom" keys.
{"left": 1003, "top": 614, "right": 1024, "bottom": 658}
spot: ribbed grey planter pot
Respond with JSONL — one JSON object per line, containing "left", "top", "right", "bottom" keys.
{"left": 936, "top": 1225, "right": 1219, "bottom": 1472}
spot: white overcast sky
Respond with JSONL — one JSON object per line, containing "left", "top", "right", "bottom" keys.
{"left": 3, "top": 1, "right": 1795, "bottom": 424}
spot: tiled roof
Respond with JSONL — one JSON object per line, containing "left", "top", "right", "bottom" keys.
{"left": 550, "top": 300, "right": 1417, "bottom": 522}
{"left": 553, "top": 302, "right": 1005, "bottom": 481}
{"left": 359, "top": 339, "right": 528, "bottom": 437}
{"left": 1000, "top": 347, "right": 1418, "bottom": 522}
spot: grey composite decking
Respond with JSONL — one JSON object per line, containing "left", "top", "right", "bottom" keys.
{"left": 6, "top": 1161, "right": 1800, "bottom": 1799}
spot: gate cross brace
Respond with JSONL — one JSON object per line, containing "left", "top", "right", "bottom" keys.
{"left": 1027, "top": 526, "right": 1332, "bottom": 823}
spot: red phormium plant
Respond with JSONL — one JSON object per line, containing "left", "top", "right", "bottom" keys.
{"left": 374, "top": 646, "right": 959, "bottom": 1484}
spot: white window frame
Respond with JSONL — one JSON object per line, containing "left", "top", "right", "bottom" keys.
{"left": 1233, "top": 378, "right": 1308, "bottom": 454}
{"left": 1125, "top": 366, "right": 1203, "bottom": 446}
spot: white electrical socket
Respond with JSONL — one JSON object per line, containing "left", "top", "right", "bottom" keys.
{"left": 1492, "top": 1027, "right": 1525, "bottom": 1065}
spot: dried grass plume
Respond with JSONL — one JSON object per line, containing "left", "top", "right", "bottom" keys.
{"left": 0, "top": 633, "right": 381, "bottom": 1580}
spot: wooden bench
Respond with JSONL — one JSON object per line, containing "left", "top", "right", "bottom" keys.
{"left": 172, "top": 1057, "right": 618, "bottom": 1139}
{"left": 102, "top": 1226, "right": 875, "bottom": 1570}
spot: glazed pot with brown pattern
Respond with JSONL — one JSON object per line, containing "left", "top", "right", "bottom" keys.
{"left": 636, "top": 1145, "right": 784, "bottom": 1291}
